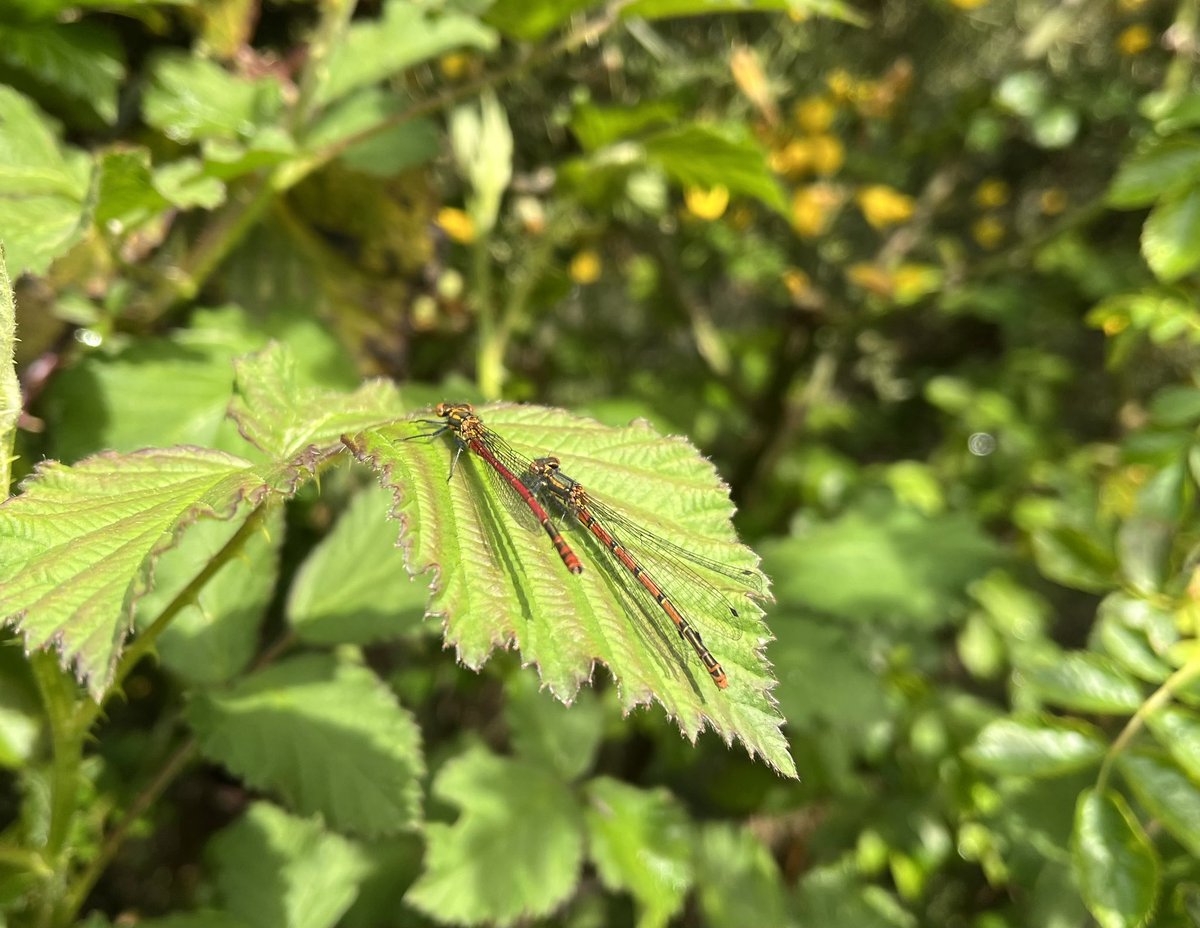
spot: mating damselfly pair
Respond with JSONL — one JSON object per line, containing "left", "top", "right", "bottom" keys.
{"left": 409, "top": 402, "right": 759, "bottom": 690}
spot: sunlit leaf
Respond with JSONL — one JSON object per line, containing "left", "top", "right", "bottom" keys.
{"left": 643, "top": 124, "right": 788, "bottom": 214}
{"left": 1108, "top": 137, "right": 1200, "bottom": 209}
{"left": 965, "top": 717, "right": 1107, "bottom": 777}
{"left": 1147, "top": 706, "right": 1200, "bottom": 782}
{"left": 1118, "top": 751, "right": 1200, "bottom": 857}
{"left": 505, "top": 672, "right": 605, "bottom": 781}
{"left": 0, "top": 86, "right": 91, "bottom": 276}
{"left": 695, "top": 823, "right": 788, "bottom": 928}
{"left": 318, "top": 0, "right": 497, "bottom": 107}
{"left": 1072, "top": 789, "right": 1158, "bottom": 928}
{"left": 189, "top": 654, "right": 423, "bottom": 836}
{"left": 405, "top": 745, "right": 584, "bottom": 926}
{"left": 0, "top": 447, "right": 273, "bottom": 697}
{"left": 584, "top": 777, "right": 693, "bottom": 928}
{"left": 344, "top": 403, "right": 792, "bottom": 776}
{"left": 485, "top": 0, "right": 597, "bottom": 40}
{"left": 1021, "top": 650, "right": 1145, "bottom": 714}
{"left": 229, "top": 343, "right": 403, "bottom": 462}
{"left": 1142, "top": 187, "right": 1200, "bottom": 283}
{"left": 0, "top": 246, "right": 16, "bottom": 495}
{"left": 0, "top": 21, "right": 124, "bottom": 126}
{"left": 208, "top": 802, "right": 370, "bottom": 928}
{"left": 142, "top": 51, "right": 284, "bottom": 143}
{"left": 287, "top": 485, "right": 428, "bottom": 646}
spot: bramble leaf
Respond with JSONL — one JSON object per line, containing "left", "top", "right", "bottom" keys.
{"left": 405, "top": 745, "right": 584, "bottom": 926}
{"left": 287, "top": 485, "right": 429, "bottom": 646}
{"left": 584, "top": 777, "right": 693, "bottom": 928}
{"left": 0, "top": 86, "right": 91, "bottom": 277}
{"left": 695, "top": 824, "right": 788, "bottom": 928}
{"left": 0, "top": 447, "right": 273, "bottom": 697}
{"left": 1, "top": 245, "right": 16, "bottom": 495}
{"left": 188, "top": 654, "right": 423, "bottom": 836}
{"left": 344, "top": 403, "right": 793, "bottom": 776}
{"left": 317, "top": 0, "right": 497, "bottom": 107}
{"left": 1021, "top": 651, "right": 1145, "bottom": 714}
{"left": 1072, "top": 788, "right": 1159, "bottom": 928}
{"left": 229, "top": 343, "right": 403, "bottom": 461}
{"left": 208, "top": 802, "right": 370, "bottom": 928}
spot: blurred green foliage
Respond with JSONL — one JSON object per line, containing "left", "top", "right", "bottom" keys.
{"left": 2, "top": 0, "right": 1200, "bottom": 926}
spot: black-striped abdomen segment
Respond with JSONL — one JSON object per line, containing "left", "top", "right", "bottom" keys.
{"left": 467, "top": 438, "right": 584, "bottom": 575}
{"left": 576, "top": 506, "right": 728, "bottom": 689}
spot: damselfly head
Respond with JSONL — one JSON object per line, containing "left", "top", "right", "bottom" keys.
{"left": 435, "top": 402, "right": 473, "bottom": 418}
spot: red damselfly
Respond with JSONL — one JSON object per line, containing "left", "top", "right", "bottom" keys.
{"left": 525, "top": 455, "right": 755, "bottom": 689}
{"left": 411, "top": 403, "right": 584, "bottom": 575}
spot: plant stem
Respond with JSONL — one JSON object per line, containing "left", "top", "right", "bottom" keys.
{"left": 292, "top": 0, "right": 359, "bottom": 132}
{"left": 1096, "top": 656, "right": 1200, "bottom": 793}
{"left": 58, "top": 738, "right": 198, "bottom": 924}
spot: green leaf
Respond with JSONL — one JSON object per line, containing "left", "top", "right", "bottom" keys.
{"left": 0, "top": 21, "right": 125, "bottom": 126}
{"left": 583, "top": 777, "right": 693, "bottom": 928}
{"left": 571, "top": 101, "right": 681, "bottom": 152}
{"left": 1108, "top": 137, "right": 1200, "bottom": 208}
{"left": 0, "top": 645, "right": 43, "bottom": 769}
{"left": 764, "top": 498, "right": 1002, "bottom": 628}
{"left": 135, "top": 507, "right": 282, "bottom": 686}
{"left": 0, "top": 85, "right": 91, "bottom": 276}
{"left": 449, "top": 90, "right": 512, "bottom": 234}
{"left": 1118, "top": 751, "right": 1200, "bottom": 857}
{"left": 505, "top": 671, "right": 605, "bottom": 781}
{"left": 965, "top": 717, "right": 1107, "bottom": 777}
{"left": 0, "top": 447, "right": 272, "bottom": 697}
{"left": 642, "top": 124, "right": 788, "bottom": 214}
{"left": 44, "top": 318, "right": 257, "bottom": 461}
{"left": 304, "top": 88, "right": 439, "bottom": 176}
{"left": 0, "top": 245, "right": 15, "bottom": 495}
{"left": 1030, "top": 524, "right": 1117, "bottom": 592}
{"left": 208, "top": 802, "right": 371, "bottom": 928}
{"left": 142, "top": 51, "right": 284, "bottom": 143}
{"left": 344, "top": 404, "right": 793, "bottom": 776}
{"left": 1143, "top": 187, "right": 1200, "bottom": 282}
{"left": 794, "top": 863, "right": 917, "bottom": 928}
{"left": 695, "top": 823, "right": 788, "bottom": 928}
{"left": 768, "top": 617, "right": 887, "bottom": 732}
{"left": 1072, "top": 789, "right": 1159, "bottom": 928}
{"left": 229, "top": 343, "right": 403, "bottom": 462}
{"left": 485, "top": 0, "right": 598, "bottom": 40}
{"left": 1147, "top": 707, "right": 1200, "bottom": 782}
{"left": 1148, "top": 385, "right": 1200, "bottom": 427}
{"left": 287, "top": 485, "right": 428, "bottom": 645}
{"left": 405, "top": 745, "right": 584, "bottom": 927}
{"left": 337, "top": 835, "right": 424, "bottom": 928}
{"left": 188, "top": 654, "right": 423, "bottom": 836}
{"left": 1021, "top": 651, "right": 1145, "bottom": 714}
{"left": 318, "top": 0, "right": 497, "bottom": 107}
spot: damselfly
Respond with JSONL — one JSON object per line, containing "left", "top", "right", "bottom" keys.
{"left": 525, "top": 455, "right": 755, "bottom": 689}
{"left": 411, "top": 403, "right": 583, "bottom": 575}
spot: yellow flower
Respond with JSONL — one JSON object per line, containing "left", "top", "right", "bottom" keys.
{"left": 783, "top": 268, "right": 812, "bottom": 301}
{"left": 439, "top": 53, "right": 469, "bottom": 80}
{"left": 731, "top": 46, "right": 778, "bottom": 123}
{"left": 794, "top": 96, "right": 836, "bottom": 133}
{"left": 808, "top": 135, "right": 845, "bottom": 176}
{"left": 826, "top": 69, "right": 857, "bottom": 102}
{"left": 856, "top": 185, "right": 916, "bottom": 229}
{"left": 846, "top": 262, "right": 894, "bottom": 296}
{"left": 791, "top": 184, "right": 842, "bottom": 238}
{"left": 1102, "top": 313, "right": 1129, "bottom": 336}
{"left": 973, "top": 179, "right": 1010, "bottom": 208}
{"left": 569, "top": 249, "right": 601, "bottom": 284}
{"left": 436, "top": 207, "right": 475, "bottom": 244}
{"left": 685, "top": 185, "right": 730, "bottom": 220}
{"left": 949, "top": 0, "right": 989, "bottom": 8}
{"left": 1117, "top": 24, "right": 1153, "bottom": 55}
{"left": 770, "top": 139, "right": 812, "bottom": 175}
{"left": 893, "top": 263, "right": 943, "bottom": 303}
{"left": 971, "top": 216, "right": 1006, "bottom": 249}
